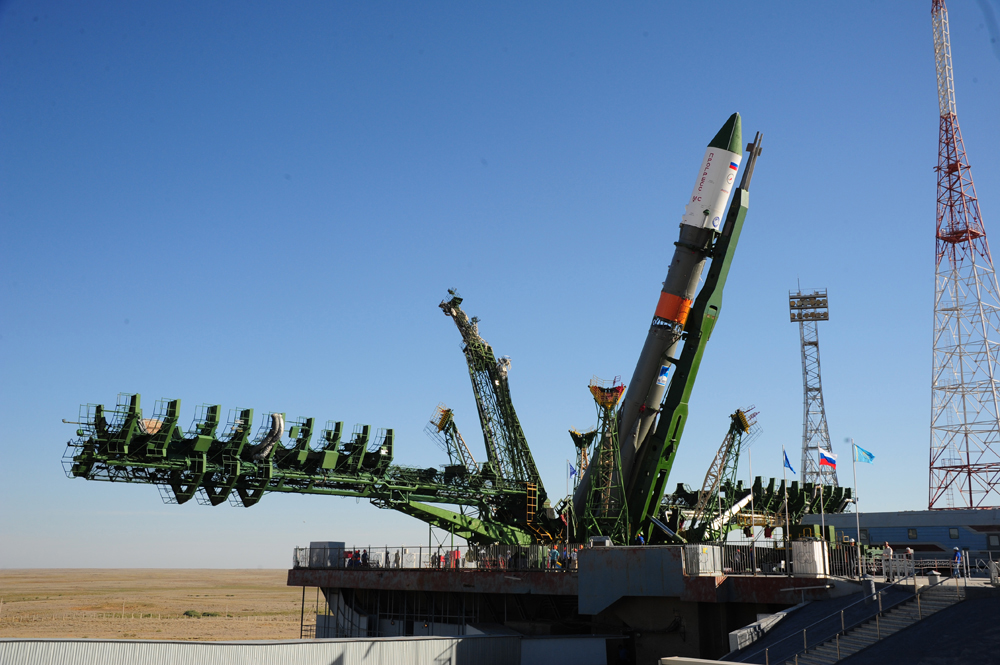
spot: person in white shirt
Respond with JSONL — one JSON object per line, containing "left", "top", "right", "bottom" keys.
{"left": 882, "top": 542, "right": 894, "bottom": 582}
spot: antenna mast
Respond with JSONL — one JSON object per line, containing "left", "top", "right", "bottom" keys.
{"left": 929, "top": 0, "right": 1000, "bottom": 509}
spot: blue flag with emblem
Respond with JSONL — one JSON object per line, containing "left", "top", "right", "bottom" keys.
{"left": 568, "top": 462, "right": 576, "bottom": 477}
{"left": 854, "top": 444, "right": 875, "bottom": 464}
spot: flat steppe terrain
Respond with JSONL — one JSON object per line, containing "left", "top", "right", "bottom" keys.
{"left": 0, "top": 569, "right": 312, "bottom": 640}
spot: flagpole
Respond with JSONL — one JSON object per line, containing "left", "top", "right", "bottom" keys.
{"left": 566, "top": 459, "right": 570, "bottom": 497}
{"left": 783, "top": 445, "right": 791, "bottom": 577}
{"left": 748, "top": 446, "right": 755, "bottom": 534}
{"left": 748, "top": 446, "right": 757, "bottom": 575}
{"left": 819, "top": 479, "right": 826, "bottom": 539}
{"left": 852, "top": 439, "right": 863, "bottom": 578}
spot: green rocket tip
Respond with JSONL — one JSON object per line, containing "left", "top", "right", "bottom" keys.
{"left": 708, "top": 113, "right": 742, "bottom": 155}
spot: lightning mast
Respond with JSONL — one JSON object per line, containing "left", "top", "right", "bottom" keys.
{"left": 929, "top": 0, "right": 1000, "bottom": 509}
{"left": 789, "top": 289, "right": 837, "bottom": 486}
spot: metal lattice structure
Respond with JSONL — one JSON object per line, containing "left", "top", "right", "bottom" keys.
{"left": 929, "top": 0, "right": 1000, "bottom": 510}
{"left": 568, "top": 428, "right": 594, "bottom": 493}
{"left": 683, "top": 408, "right": 759, "bottom": 541}
{"left": 425, "top": 405, "right": 479, "bottom": 474}
{"left": 439, "top": 291, "right": 542, "bottom": 488}
{"left": 789, "top": 289, "right": 837, "bottom": 486}
{"left": 582, "top": 377, "right": 629, "bottom": 544}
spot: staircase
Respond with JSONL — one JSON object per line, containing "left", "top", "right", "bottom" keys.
{"left": 787, "top": 583, "right": 965, "bottom": 665}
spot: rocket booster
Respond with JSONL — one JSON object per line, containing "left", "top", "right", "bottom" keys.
{"left": 616, "top": 113, "right": 743, "bottom": 486}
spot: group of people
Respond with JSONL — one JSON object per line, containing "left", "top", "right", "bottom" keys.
{"left": 880, "top": 541, "right": 965, "bottom": 581}
{"left": 345, "top": 545, "right": 583, "bottom": 571}
{"left": 544, "top": 545, "right": 580, "bottom": 570}
{"left": 345, "top": 549, "right": 370, "bottom": 568}
{"left": 432, "top": 549, "right": 464, "bottom": 569}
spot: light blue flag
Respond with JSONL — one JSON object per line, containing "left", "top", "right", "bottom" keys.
{"left": 854, "top": 444, "right": 875, "bottom": 464}
{"left": 783, "top": 450, "right": 796, "bottom": 475}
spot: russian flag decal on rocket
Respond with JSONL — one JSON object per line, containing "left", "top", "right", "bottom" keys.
{"left": 729, "top": 162, "right": 739, "bottom": 170}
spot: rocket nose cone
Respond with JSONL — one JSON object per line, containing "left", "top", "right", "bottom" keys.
{"left": 708, "top": 113, "right": 742, "bottom": 155}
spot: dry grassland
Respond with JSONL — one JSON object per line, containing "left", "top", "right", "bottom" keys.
{"left": 0, "top": 569, "right": 316, "bottom": 641}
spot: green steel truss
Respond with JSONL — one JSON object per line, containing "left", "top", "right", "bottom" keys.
{"left": 64, "top": 393, "right": 537, "bottom": 545}
{"left": 581, "top": 379, "right": 629, "bottom": 544}
{"left": 64, "top": 296, "right": 565, "bottom": 545}
{"left": 661, "top": 477, "right": 853, "bottom": 540}
{"left": 439, "top": 292, "right": 543, "bottom": 489}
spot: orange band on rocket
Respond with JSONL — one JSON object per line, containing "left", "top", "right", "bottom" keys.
{"left": 654, "top": 292, "right": 693, "bottom": 325}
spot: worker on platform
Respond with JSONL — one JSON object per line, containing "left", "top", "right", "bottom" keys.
{"left": 570, "top": 547, "right": 579, "bottom": 571}
{"left": 635, "top": 531, "right": 645, "bottom": 546}
{"left": 882, "top": 542, "right": 894, "bottom": 582}
{"left": 952, "top": 547, "right": 963, "bottom": 578}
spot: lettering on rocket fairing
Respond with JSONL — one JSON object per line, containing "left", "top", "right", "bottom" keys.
{"left": 680, "top": 148, "right": 742, "bottom": 230}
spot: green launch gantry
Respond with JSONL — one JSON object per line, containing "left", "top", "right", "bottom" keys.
{"left": 64, "top": 126, "right": 842, "bottom": 547}
{"left": 64, "top": 292, "right": 563, "bottom": 546}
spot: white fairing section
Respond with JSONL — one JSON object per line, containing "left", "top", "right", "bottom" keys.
{"left": 680, "top": 148, "right": 742, "bottom": 230}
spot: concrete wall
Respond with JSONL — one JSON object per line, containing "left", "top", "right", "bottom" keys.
{"left": 577, "top": 546, "right": 685, "bottom": 614}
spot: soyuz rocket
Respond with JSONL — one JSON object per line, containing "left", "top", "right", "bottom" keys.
{"left": 618, "top": 113, "right": 743, "bottom": 486}
{"left": 574, "top": 113, "right": 744, "bottom": 513}
{"left": 616, "top": 113, "right": 744, "bottom": 485}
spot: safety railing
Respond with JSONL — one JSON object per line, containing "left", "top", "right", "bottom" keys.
{"left": 714, "top": 541, "right": 789, "bottom": 576}
{"left": 693, "top": 540, "right": 865, "bottom": 578}
{"left": 740, "top": 571, "right": 939, "bottom": 665}
{"left": 293, "top": 544, "right": 585, "bottom": 572}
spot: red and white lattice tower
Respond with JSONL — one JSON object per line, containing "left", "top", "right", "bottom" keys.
{"left": 929, "top": 0, "right": 1000, "bottom": 510}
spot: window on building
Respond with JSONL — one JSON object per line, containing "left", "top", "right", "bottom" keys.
{"left": 908, "top": 529, "right": 918, "bottom": 540}
{"left": 988, "top": 535, "right": 1000, "bottom": 550}
{"left": 950, "top": 528, "right": 959, "bottom": 539}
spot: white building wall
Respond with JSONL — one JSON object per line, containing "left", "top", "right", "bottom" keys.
{"left": 0, "top": 636, "right": 521, "bottom": 665}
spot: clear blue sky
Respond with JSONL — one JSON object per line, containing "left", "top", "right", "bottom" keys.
{"left": 2, "top": 2, "right": 1000, "bottom": 568}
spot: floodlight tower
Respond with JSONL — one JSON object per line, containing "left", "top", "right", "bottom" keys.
{"left": 929, "top": 0, "right": 1000, "bottom": 510}
{"left": 790, "top": 289, "right": 838, "bottom": 486}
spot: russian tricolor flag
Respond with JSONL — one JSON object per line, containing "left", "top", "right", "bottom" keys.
{"left": 818, "top": 448, "right": 837, "bottom": 469}
{"left": 729, "top": 161, "right": 739, "bottom": 170}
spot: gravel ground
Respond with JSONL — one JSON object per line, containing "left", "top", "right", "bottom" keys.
{"left": 0, "top": 569, "right": 311, "bottom": 641}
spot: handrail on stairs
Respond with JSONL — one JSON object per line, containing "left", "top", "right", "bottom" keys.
{"left": 745, "top": 572, "right": 965, "bottom": 664}
{"left": 743, "top": 573, "right": 919, "bottom": 664}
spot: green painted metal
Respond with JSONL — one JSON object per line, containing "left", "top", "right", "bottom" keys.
{"left": 64, "top": 289, "right": 561, "bottom": 545}
{"left": 439, "top": 292, "right": 543, "bottom": 488}
{"left": 679, "top": 409, "right": 755, "bottom": 542}
{"left": 708, "top": 112, "right": 743, "bottom": 154}
{"left": 581, "top": 380, "right": 630, "bottom": 544}
{"left": 64, "top": 392, "right": 536, "bottom": 545}
{"left": 661, "top": 477, "right": 853, "bottom": 539}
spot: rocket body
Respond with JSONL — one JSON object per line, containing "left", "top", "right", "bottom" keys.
{"left": 616, "top": 113, "right": 743, "bottom": 489}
